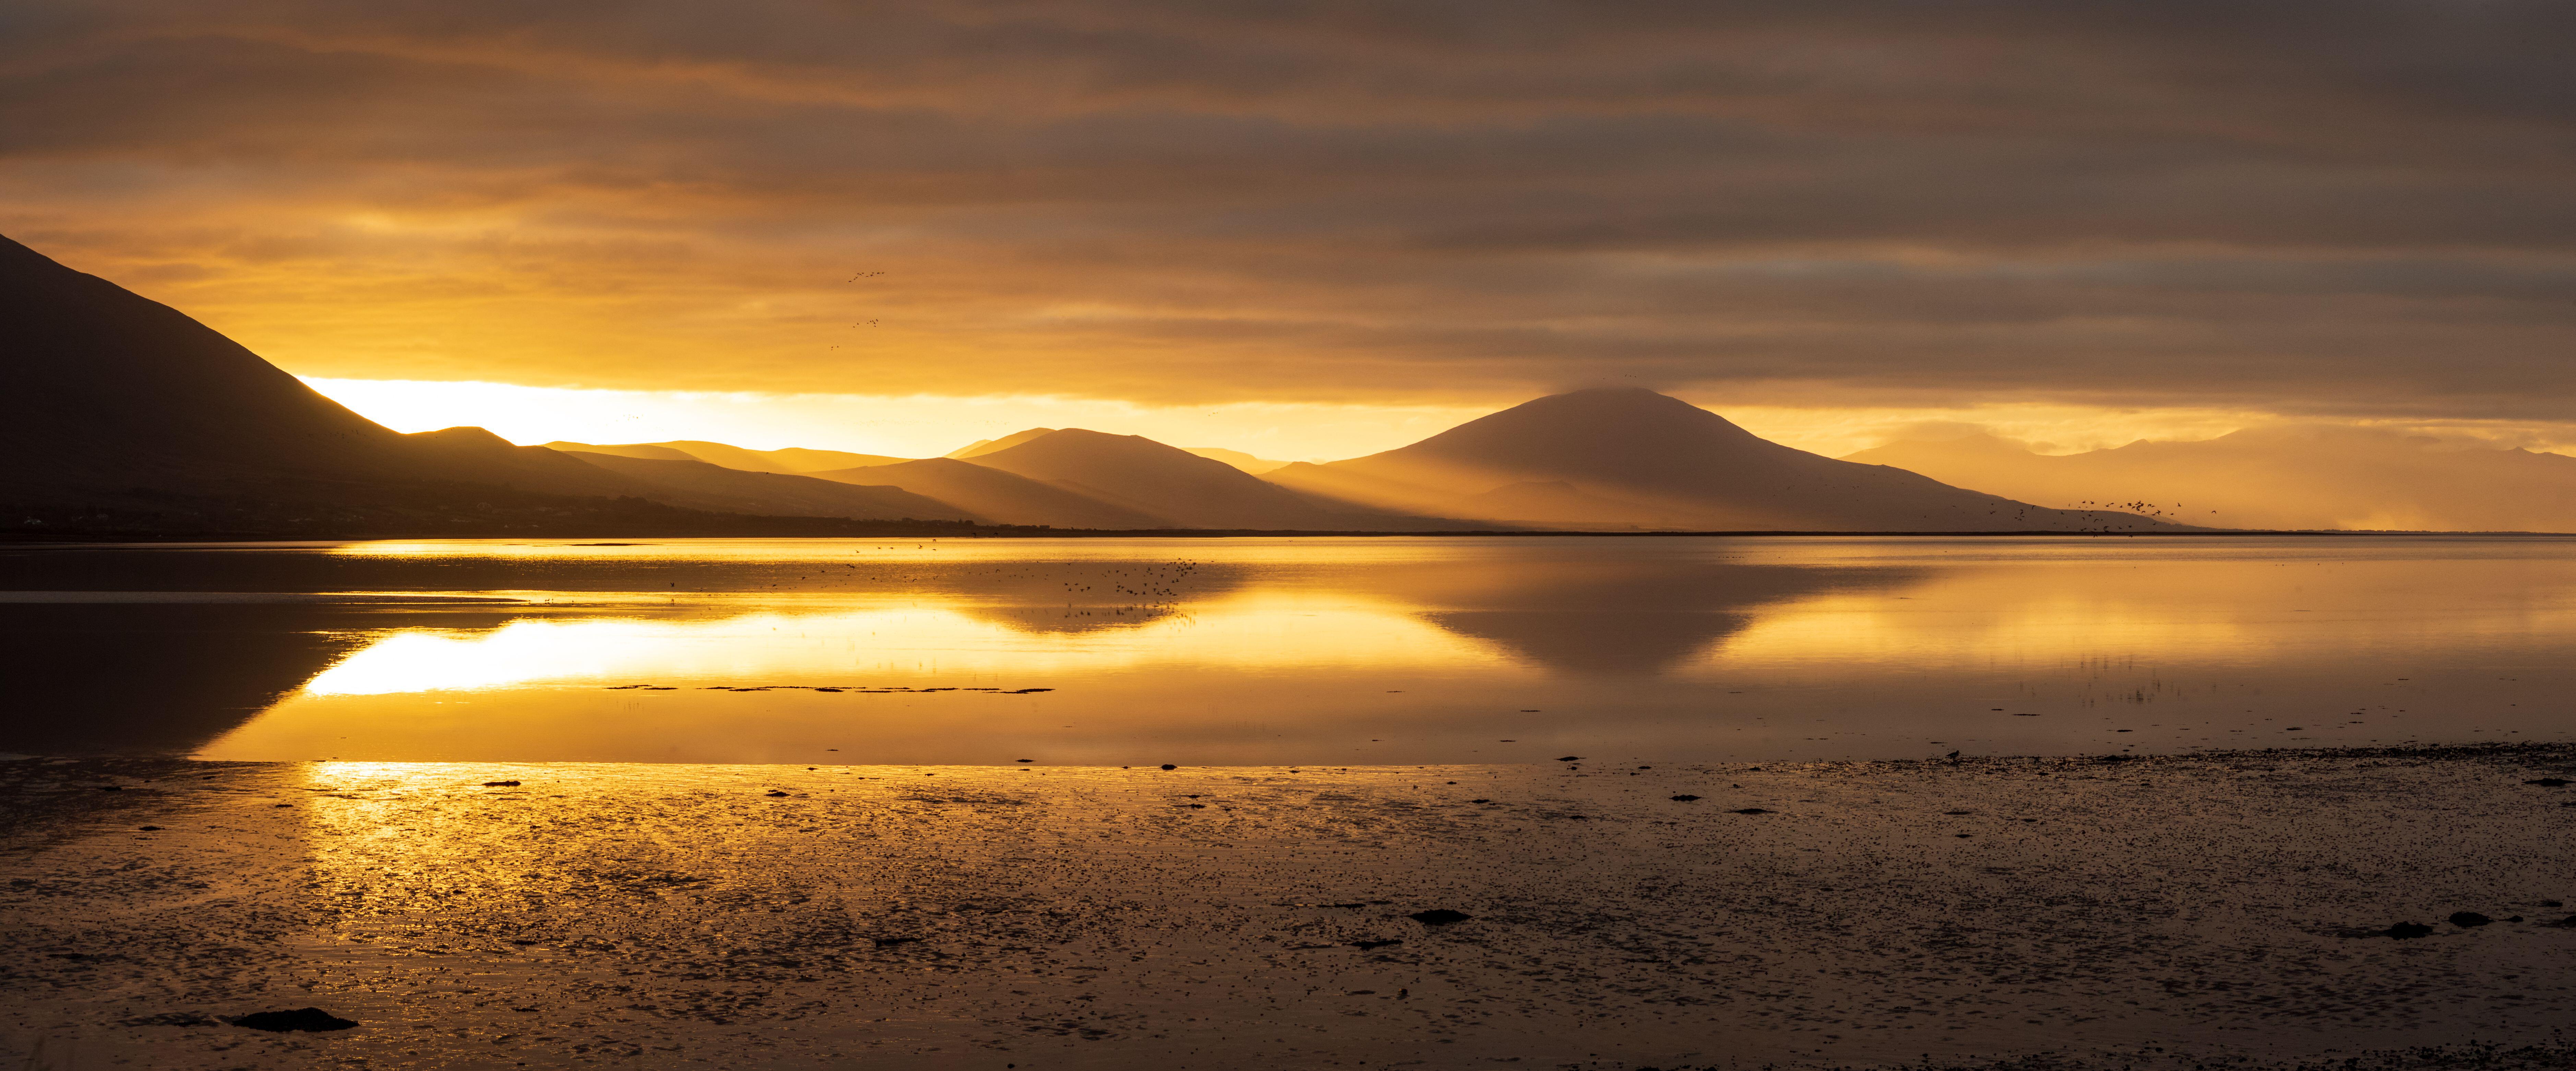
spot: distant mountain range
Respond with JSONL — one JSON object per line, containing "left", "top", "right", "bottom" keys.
{"left": 1848, "top": 427, "right": 2576, "bottom": 532}
{"left": 0, "top": 229, "right": 2264, "bottom": 537}
{"left": 543, "top": 440, "right": 905, "bottom": 474}
{"left": 0, "top": 233, "right": 982, "bottom": 536}
{"left": 1263, "top": 388, "right": 2175, "bottom": 531}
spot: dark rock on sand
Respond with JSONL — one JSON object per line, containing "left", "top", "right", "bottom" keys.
{"left": 764, "top": 790, "right": 789, "bottom": 797}
{"left": 1409, "top": 909, "right": 1472, "bottom": 925}
{"left": 2450, "top": 911, "right": 2494, "bottom": 927}
{"left": 483, "top": 780, "right": 521, "bottom": 787}
{"left": 1351, "top": 939, "right": 1403, "bottom": 950}
{"left": 1733, "top": 807, "right": 1774, "bottom": 815}
{"left": 2527, "top": 778, "right": 2571, "bottom": 787}
{"left": 1557, "top": 756, "right": 1582, "bottom": 762}
{"left": 873, "top": 937, "right": 920, "bottom": 947}
{"left": 231, "top": 1008, "right": 357, "bottom": 1032}
{"left": 1671, "top": 794, "right": 1701, "bottom": 802}
{"left": 2385, "top": 922, "right": 2435, "bottom": 939}
{"left": 1159, "top": 764, "right": 1177, "bottom": 770}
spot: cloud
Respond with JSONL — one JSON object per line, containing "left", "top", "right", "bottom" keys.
{"left": 2, "top": 0, "right": 2572, "bottom": 425}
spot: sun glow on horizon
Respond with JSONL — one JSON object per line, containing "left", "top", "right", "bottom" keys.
{"left": 298, "top": 376, "right": 1493, "bottom": 462}
{"left": 302, "top": 375, "right": 2576, "bottom": 465}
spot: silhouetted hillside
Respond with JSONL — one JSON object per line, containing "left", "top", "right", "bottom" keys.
{"left": 0, "top": 233, "right": 979, "bottom": 535}
{"left": 539, "top": 442, "right": 701, "bottom": 463}
{"left": 1847, "top": 427, "right": 2576, "bottom": 532}
{"left": 1183, "top": 447, "right": 1292, "bottom": 474}
{"left": 806, "top": 457, "right": 1170, "bottom": 529}
{"left": 963, "top": 429, "right": 1453, "bottom": 530}
{"left": 557, "top": 451, "right": 976, "bottom": 521}
{"left": 0, "top": 233, "right": 436, "bottom": 498}
{"left": 1266, "top": 388, "right": 2185, "bottom": 532}
{"left": 548, "top": 440, "right": 907, "bottom": 473}
{"left": 948, "top": 429, "right": 1056, "bottom": 459}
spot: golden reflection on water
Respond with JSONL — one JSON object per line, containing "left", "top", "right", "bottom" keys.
{"left": 13, "top": 536, "right": 2572, "bottom": 765}
{"left": 299, "top": 592, "right": 1492, "bottom": 696}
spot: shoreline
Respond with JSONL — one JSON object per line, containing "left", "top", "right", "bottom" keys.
{"left": 10, "top": 529, "right": 2576, "bottom": 546}
{"left": 6, "top": 743, "right": 2573, "bottom": 1069}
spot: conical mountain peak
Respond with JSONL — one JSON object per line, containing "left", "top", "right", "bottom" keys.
{"left": 1266, "top": 387, "right": 2185, "bottom": 533}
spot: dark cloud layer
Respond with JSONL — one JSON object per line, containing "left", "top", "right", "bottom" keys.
{"left": 2, "top": 1, "right": 2571, "bottom": 419}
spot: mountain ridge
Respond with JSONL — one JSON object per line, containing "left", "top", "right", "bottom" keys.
{"left": 0, "top": 233, "right": 981, "bottom": 531}
{"left": 960, "top": 429, "right": 1460, "bottom": 530}
{"left": 3, "top": 230, "right": 2213, "bottom": 536}
{"left": 1847, "top": 427, "right": 2576, "bottom": 532}
{"left": 1266, "top": 388, "right": 2187, "bottom": 532}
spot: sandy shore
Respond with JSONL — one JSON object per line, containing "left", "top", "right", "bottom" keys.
{"left": 4, "top": 746, "right": 2574, "bottom": 1070}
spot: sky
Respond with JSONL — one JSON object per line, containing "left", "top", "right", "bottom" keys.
{"left": 6, "top": 1, "right": 2574, "bottom": 460}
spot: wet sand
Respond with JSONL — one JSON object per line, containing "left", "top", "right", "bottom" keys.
{"left": 4, "top": 746, "right": 2574, "bottom": 1070}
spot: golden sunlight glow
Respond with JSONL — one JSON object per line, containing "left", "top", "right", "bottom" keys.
{"left": 300, "top": 594, "right": 1494, "bottom": 697}
{"left": 176, "top": 537, "right": 2576, "bottom": 765}
{"left": 299, "top": 377, "right": 1492, "bottom": 461}
{"left": 304, "top": 376, "right": 2576, "bottom": 464}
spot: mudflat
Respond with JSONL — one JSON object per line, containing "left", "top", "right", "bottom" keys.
{"left": 4, "top": 746, "right": 2573, "bottom": 1070}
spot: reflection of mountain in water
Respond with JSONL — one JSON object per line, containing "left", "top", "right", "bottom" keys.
{"left": 1421, "top": 610, "right": 1758, "bottom": 675}
{"left": 0, "top": 604, "right": 438, "bottom": 754}
{"left": 1394, "top": 558, "right": 1915, "bottom": 675}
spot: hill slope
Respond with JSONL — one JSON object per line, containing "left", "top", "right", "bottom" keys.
{"left": 1266, "top": 388, "right": 2182, "bottom": 532}
{"left": 1847, "top": 428, "right": 2576, "bottom": 532}
{"left": 806, "top": 457, "right": 1169, "bottom": 529}
{"left": 0, "top": 233, "right": 435, "bottom": 497}
{"left": 1183, "top": 447, "right": 1293, "bottom": 474}
{"left": 558, "top": 452, "right": 975, "bottom": 521}
{"left": 962, "top": 430, "right": 1456, "bottom": 530}
{"left": 0, "top": 233, "right": 976, "bottom": 530}
{"left": 544, "top": 441, "right": 909, "bottom": 473}
{"left": 948, "top": 428, "right": 1057, "bottom": 459}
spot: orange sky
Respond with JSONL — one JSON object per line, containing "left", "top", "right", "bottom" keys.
{"left": 6, "top": 2, "right": 2573, "bottom": 459}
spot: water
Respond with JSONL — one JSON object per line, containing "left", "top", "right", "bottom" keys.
{"left": 3, "top": 535, "right": 2571, "bottom": 765}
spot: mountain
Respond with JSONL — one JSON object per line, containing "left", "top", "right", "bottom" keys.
{"left": 962, "top": 429, "right": 1455, "bottom": 530}
{"left": 804, "top": 457, "right": 1169, "bottom": 529}
{"left": 948, "top": 428, "right": 1057, "bottom": 459}
{"left": 540, "top": 441, "right": 698, "bottom": 463}
{"left": 0, "top": 232, "right": 977, "bottom": 532}
{"left": 0, "top": 232, "right": 439, "bottom": 497}
{"left": 1846, "top": 427, "right": 2576, "bottom": 532}
{"left": 1265, "top": 388, "right": 2183, "bottom": 532}
{"left": 543, "top": 441, "right": 909, "bottom": 473}
{"left": 1183, "top": 447, "right": 1293, "bottom": 474}
{"left": 762, "top": 446, "right": 907, "bottom": 471}
{"left": 557, "top": 451, "right": 975, "bottom": 521}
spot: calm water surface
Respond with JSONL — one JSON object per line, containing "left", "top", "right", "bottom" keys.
{"left": 4, "top": 535, "right": 2571, "bottom": 765}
